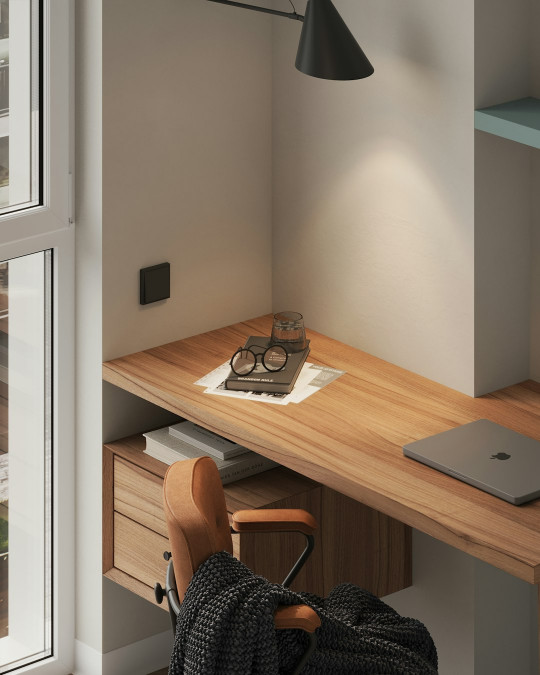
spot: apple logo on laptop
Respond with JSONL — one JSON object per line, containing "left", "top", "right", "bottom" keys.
{"left": 491, "top": 452, "right": 511, "bottom": 460}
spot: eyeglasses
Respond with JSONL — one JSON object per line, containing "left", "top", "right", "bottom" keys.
{"left": 230, "top": 344, "right": 288, "bottom": 376}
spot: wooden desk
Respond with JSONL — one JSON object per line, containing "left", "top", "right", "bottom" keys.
{"left": 103, "top": 315, "right": 540, "bottom": 654}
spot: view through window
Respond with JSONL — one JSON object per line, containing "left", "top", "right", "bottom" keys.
{"left": 0, "top": 0, "right": 9, "bottom": 205}
{"left": 0, "top": 0, "right": 40, "bottom": 215}
{"left": 0, "top": 1, "right": 54, "bottom": 672}
{"left": 0, "top": 250, "right": 52, "bottom": 672}
{"left": 0, "top": 261, "right": 7, "bottom": 641}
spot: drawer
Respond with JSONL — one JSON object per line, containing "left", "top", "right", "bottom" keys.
{"left": 114, "top": 457, "right": 168, "bottom": 537}
{"left": 114, "top": 512, "right": 169, "bottom": 588}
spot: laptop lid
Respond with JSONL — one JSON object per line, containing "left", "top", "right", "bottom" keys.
{"left": 403, "top": 419, "right": 540, "bottom": 505}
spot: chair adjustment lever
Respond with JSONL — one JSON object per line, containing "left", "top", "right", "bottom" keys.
{"left": 154, "top": 582, "right": 165, "bottom": 604}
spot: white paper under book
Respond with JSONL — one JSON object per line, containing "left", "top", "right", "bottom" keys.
{"left": 143, "top": 426, "right": 278, "bottom": 485}
{"left": 169, "top": 420, "right": 249, "bottom": 460}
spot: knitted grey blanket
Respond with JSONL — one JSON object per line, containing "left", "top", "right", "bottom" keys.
{"left": 168, "top": 551, "right": 438, "bottom": 675}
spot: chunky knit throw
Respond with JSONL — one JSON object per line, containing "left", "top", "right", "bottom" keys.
{"left": 168, "top": 551, "right": 438, "bottom": 675}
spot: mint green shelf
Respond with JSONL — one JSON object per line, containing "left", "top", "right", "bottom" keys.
{"left": 475, "top": 97, "right": 540, "bottom": 149}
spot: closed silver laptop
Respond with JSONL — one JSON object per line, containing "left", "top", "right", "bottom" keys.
{"left": 403, "top": 419, "right": 540, "bottom": 505}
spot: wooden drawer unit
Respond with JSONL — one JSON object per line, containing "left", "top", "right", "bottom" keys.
{"left": 104, "top": 435, "right": 325, "bottom": 608}
{"left": 114, "top": 512, "right": 169, "bottom": 587}
{"left": 114, "top": 457, "right": 167, "bottom": 537}
{"left": 103, "top": 434, "right": 411, "bottom": 609}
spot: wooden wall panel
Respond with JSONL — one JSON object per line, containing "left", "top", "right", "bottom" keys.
{"left": 236, "top": 487, "right": 324, "bottom": 595}
{"left": 321, "top": 487, "right": 411, "bottom": 597}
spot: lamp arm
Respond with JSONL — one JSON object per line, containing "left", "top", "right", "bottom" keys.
{"left": 207, "top": 0, "right": 304, "bottom": 22}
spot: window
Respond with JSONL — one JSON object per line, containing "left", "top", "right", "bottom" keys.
{"left": 0, "top": 1, "right": 74, "bottom": 673}
{"left": 1, "top": 250, "right": 53, "bottom": 672}
{"left": 0, "top": 0, "right": 41, "bottom": 215}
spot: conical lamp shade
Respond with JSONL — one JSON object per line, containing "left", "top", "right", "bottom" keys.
{"left": 295, "top": 0, "right": 374, "bottom": 80}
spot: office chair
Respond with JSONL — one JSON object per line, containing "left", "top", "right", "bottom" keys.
{"left": 154, "top": 456, "right": 321, "bottom": 675}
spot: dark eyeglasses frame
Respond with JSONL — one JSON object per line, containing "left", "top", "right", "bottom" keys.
{"left": 230, "top": 344, "right": 288, "bottom": 377}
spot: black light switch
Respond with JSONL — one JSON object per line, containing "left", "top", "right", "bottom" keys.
{"left": 140, "top": 263, "right": 170, "bottom": 305}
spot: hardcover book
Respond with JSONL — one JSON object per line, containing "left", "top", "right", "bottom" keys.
{"left": 169, "top": 420, "right": 249, "bottom": 460}
{"left": 225, "top": 336, "right": 310, "bottom": 394}
{"left": 143, "top": 427, "right": 278, "bottom": 485}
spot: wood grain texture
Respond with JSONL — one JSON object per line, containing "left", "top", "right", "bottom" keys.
{"left": 104, "top": 434, "right": 320, "bottom": 512}
{"left": 104, "top": 441, "right": 338, "bottom": 603}
{"left": 113, "top": 512, "right": 169, "bottom": 588}
{"left": 103, "top": 315, "right": 540, "bottom": 584}
{"left": 114, "top": 457, "right": 168, "bottom": 537}
{"left": 234, "top": 487, "right": 324, "bottom": 594}
{"left": 102, "top": 446, "right": 114, "bottom": 573}
{"left": 231, "top": 508, "right": 318, "bottom": 535}
{"left": 273, "top": 604, "right": 321, "bottom": 632}
{"left": 321, "top": 487, "right": 411, "bottom": 597}
{"left": 223, "top": 466, "right": 319, "bottom": 513}
{"left": 105, "top": 439, "right": 411, "bottom": 599}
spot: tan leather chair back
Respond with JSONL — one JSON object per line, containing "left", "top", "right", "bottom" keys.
{"left": 163, "top": 457, "right": 233, "bottom": 601}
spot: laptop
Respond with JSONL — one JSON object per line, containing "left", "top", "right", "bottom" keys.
{"left": 403, "top": 419, "right": 540, "bottom": 505}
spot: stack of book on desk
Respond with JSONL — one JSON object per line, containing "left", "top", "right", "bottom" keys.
{"left": 143, "top": 420, "right": 278, "bottom": 485}
{"left": 225, "top": 337, "right": 310, "bottom": 394}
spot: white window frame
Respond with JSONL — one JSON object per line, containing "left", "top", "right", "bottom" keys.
{"left": 0, "top": 1, "right": 74, "bottom": 674}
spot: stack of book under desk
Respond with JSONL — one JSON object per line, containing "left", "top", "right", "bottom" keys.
{"left": 143, "top": 420, "right": 279, "bottom": 484}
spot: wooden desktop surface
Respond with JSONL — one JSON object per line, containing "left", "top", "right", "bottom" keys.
{"left": 103, "top": 315, "right": 540, "bottom": 586}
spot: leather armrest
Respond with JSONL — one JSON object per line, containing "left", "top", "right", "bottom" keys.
{"left": 231, "top": 508, "right": 317, "bottom": 536}
{"left": 273, "top": 604, "right": 321, "bottom": 633}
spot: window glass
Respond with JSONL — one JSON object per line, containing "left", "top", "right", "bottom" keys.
{"left": 0, "top": 0, "right": 40, "bottom": 215}
{"left": 0, "top": 249, "right": 52, "bottom": 672}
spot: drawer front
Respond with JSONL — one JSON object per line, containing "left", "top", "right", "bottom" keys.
{"left": 114, "top": 512, "right": 169, "bottom": 588}
{"left": 114, "top": 457, "right": 168, "bottom": 537}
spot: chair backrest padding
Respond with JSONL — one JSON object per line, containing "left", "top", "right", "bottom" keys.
{"left": 163, "top": 457, "right": 233, "bottom": 601}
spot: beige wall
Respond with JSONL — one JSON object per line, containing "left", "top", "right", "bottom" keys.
{"left": 474, "top": 0, "right": 540, "bottom": 387}
{"left": 474, "top": 133, "right": 531, "bottom": 394}
{"left": 102, "top": 0, "right": 273, "bottom": 362}
{"left": 474, "top": 0, "right": 531, "bottom": 110}
{"left": 75, "top": 0, "right": 103, "bottom": 659}
{"left": 272, "top": 0, "right": 476, "bottom": 395}
{"left": 532, "top": 153, "right": 540, "bottom": 380}
{"left": 474, "top": 0, "right": 533, "bottom": 394}
{"left": 100, "top": 0, "right": 273, "bottom": 660}
{"left": 533, "top": 0, "right": 540, "bottom": 97}
{"left": 529, "top": 0, "right": 540, "bottom": 380}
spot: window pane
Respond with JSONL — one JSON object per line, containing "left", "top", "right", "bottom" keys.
{"left": 0, "top": 249, "right": 52, "bottom": 672}
{"left": 0, "top": 0, "right": 40, "bottom": 215}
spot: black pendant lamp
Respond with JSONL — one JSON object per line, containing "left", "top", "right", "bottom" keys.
{"left": 206, "top": 0, "right": 374, "bottom": 81}
{"left": 295, "top": 0, "right": 374, "bottom": 80}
